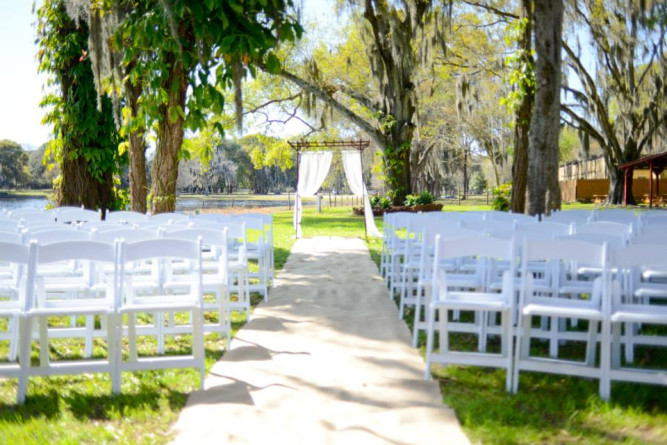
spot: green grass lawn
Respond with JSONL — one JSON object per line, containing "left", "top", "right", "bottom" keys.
{"left": 0, "top": 205, "right": 664, "bottom": 444}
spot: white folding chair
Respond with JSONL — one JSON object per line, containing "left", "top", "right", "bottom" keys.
{"left": 22, "top": 240, "right": 121, "bottom": 395}
{"left": 0, "top": 240, "right": 37, "bottom": 404}
{"left": 606, "top": 245, "right": 667, "bottom": 394}
{"left": 168, "top": 227, "right": 231, "bottom": 346}
{"left": 189, "top": 219, "right": 250, "bottom": 321}
{"left": 118, "top": 238, "right": 205, "bottom": 388}
{"left": 236, "top": 213, "right": 273, "bottom": 300}
{"left": 424, "top": 235, "right": 517, "bottom": 391}
{"left": 513, "top": 238, "right": 611, "bottom": 400}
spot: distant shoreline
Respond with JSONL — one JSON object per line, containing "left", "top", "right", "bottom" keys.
{"left": 0, "top": 190, "right": 50, "bottom": 199}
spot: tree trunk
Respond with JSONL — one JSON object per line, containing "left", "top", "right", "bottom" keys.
{"left": 510, "top": 0, "right": 534, "bottom": 214}
{"left": 59, "top": 153, "right": 114, "bottom": 211}
{"left": 606, "top": 164, "right": 635, "bottom": 205}
{"left": 149, "top": 55, "right": 188, "bottom": 214}
{"left": 527, "top": 0, "right": 563, "bottom": 217}
{"left": 125, "top": 62, "right": 148, "bottom": 213}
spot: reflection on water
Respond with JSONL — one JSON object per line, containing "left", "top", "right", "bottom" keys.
{"left": 0, "top": 196, "right": 308, "bottom": 213}
{"left": 0, "top": 197, "right": 48, "bottom": 211}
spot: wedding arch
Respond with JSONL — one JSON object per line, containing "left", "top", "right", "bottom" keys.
{"left": 288, "top": 140, "right": 382, "bottom": 238}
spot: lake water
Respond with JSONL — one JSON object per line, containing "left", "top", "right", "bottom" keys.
{"left": 0, "top": 195, "right": 309, "bottom": 213}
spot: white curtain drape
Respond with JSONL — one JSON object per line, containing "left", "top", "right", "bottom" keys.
{"left": 342, "top": 150, "right": 382, "bottom": 237}
{"left": 294, "top": 151, "right": 333, "bottom": 237}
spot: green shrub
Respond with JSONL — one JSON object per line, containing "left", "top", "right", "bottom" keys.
{"left": 371, "top": 196, "right": 391, "bottom": 209}
{"left": 404, "top": 191, "right": 434, "bottom": 207}
{"left": 491, "top": 182, "right": 511, "bottom": 211}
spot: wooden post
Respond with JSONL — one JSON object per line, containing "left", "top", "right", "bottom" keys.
{"left": 623, "top": 168, "right": 629, "bottom": 206}
{"left": 329, "top": 190, "right": 332, "bottom": 206}
{"left": 359, "top": 148, "right": 367, "bottom": 238}
{"left": 649, "top": 162, "right": 654, "bottom": 208}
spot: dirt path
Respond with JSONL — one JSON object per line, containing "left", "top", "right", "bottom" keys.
{"left": 170, "top": 237, "right": 469, "bottom": 445}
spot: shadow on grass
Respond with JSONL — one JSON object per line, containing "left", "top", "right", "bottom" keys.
{"left": 0, "top": 385, "right": 190, "bottom": 423}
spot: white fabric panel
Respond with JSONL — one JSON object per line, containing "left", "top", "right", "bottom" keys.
{"left": 294, "top": 151, "right": 333, "bottom": 237}
{"left": 342, "top": 151, "right": 382, "bottom": 238}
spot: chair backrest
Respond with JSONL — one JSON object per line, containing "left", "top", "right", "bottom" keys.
{"left": 544, "top": 210, "right": 593, "bottom": 224}
{"left": 486, "top": 211, "right": 536, "bottom": 223}
{"left": 609, "top": 244, "right": 667, "bottom": 309}
{"left": 15, "top": 214, "right": 57, "bottom": 226}
{"left": 106, "top": 210, "right": 149, "bottom": 224}
{"left": 148, "top": 212, "right": 190, "bottom": 224}
{"left": 0, "top": 230, "right": 24, "bottom": 244}
{"left": 431, "top": 235, "right": 516, "bottom": 302}
{"left": 0, "top": 241, "right": 37, "bottom": 311}
{"left": 92, "top": 228, "right": 159, "bottom": 244}
{"left": 518, "top": 221, "right": 573, "bottom": 236}
{"left": 463, "top": 219, "right": 516, "bottom": 234}
{"left": 575, "top": 221, "right": 632, "bottom": 242}
{"left": 56, "top": 207, "right": 102, "bottom": 223}
{"left": 520, "top": 238, "right": 608, "bottom": 309}
{"left": 33, "top": 240, "right": 118, "bottom": 308}
{"left": 0, "top": 219, "right": 20, "bottom": 231}
{"left": 120, "top": 238, "right": 202, "bottom": 305}
{"left": 641, "top": 212, "right": 667, "bottom": 225}
{"left": 27, "top": 227, "right": 91, "bottom": 245}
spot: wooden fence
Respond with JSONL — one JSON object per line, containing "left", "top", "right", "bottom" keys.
{"left": 560, "top": 178, "right": 661, "bottom": 203}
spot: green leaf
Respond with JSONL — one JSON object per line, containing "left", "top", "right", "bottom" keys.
{"left": 265, "top": 52, "right": 281, "bottom": 74}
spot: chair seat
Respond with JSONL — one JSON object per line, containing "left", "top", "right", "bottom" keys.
{"left": 635, "top": 284, "right": 667, "bottom": 299}
{"left": 121, "top": 295, "right": 199, "bottom": 313}
{"left": 522, "top": 303, "right": 603, "bottom": 320}
{"left": 611, "top": 306, "right": 667, "bottom": 324}
{"left": 431, "top": 292, "right": 509, "bottom": 312}
{"left": 29, "top": 303, "right": 114, "bottom": 316}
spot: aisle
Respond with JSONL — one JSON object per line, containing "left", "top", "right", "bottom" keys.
{"left": 171, "top": 237, "right": 469, "bottom": 445}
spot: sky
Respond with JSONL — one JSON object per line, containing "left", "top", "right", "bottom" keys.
{"left": 0, "top": 0, "right": 335, "bottom": 150}
{"left": 0, "top": 1, "right": 50, "bottom": 148}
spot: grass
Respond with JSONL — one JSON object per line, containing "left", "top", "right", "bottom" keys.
{"left": 0, "top": 204, "right": 665, "bottom": 444}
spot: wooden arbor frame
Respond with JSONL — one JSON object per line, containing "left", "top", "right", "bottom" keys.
{"left": 619, "top": 151, "right": 667, "bottom": 207}
{"left": 288, "top": 140, "right": 371, "bottom": 237}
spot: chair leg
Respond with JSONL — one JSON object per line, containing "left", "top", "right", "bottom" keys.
{"left": 549, "top": 316, "right": 559, "bottom": 358}
{"left": 84, "top": 315, "right": 94, "bottom": 358}
{"left": 108, "top": 314, "right": 121, "bottom": 394}
{"left": 501, "top": 310, "right": 513, "bottom": 392}
{"left": 39, "top": 316, "right": 49, "bottom": 367}
{"left": 624, "top": 321, "right": 635, "bottom": 363}
{"left": 156, "top": 312, "right": 165, "bottom": 355}
{"left": 585, "top": 320, "right": 598, "bottom": 367}
{"left": 513, "top": 315, "right": 532, "bottom": 394}
{"left": 412, "top": 286, "right": 423, "bottom": 348}
{"left": 611, "top": 322, "right": 622, "bottom": 368}
{"left": 438, "top": 307, "right": 449, "bottom": 354}
{"left": 8, "top": 317, "right": 18, "bottom": 362}
{"left": 17, "top": 316, "right": 33, "bottom": 404}
{"left": 128, "top": 312, "right": 137, "bottom": 362}
{"left": 192, "top": 308, "right": 204, "bottom": 390}
{"left": 599, "top": 317, "right": 611, "bottom": 402}
{"left": 424, "top": 305, "right": 436, "bottom": 380}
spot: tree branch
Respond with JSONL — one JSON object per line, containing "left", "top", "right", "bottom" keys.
{"left": 459, "top": 0, "right": 518, "bottom": 20}
{"left": 260, "top": 63, "right": 386, "bottom": 148}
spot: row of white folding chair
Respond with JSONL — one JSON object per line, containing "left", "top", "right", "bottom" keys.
{"left": 194, "top": 213, "right": 274, "bottom": 299}
{"left": 423, "top": 235, "right": 666, "bottom": 400}
{"left": 0, "top": 237, "right": 205, "bottom": 404}
{"left": 2, "top": 221, "right": 240, "bottom": 357}
{"left": 138, "top": 212, "right": 268, "bottom": 302}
